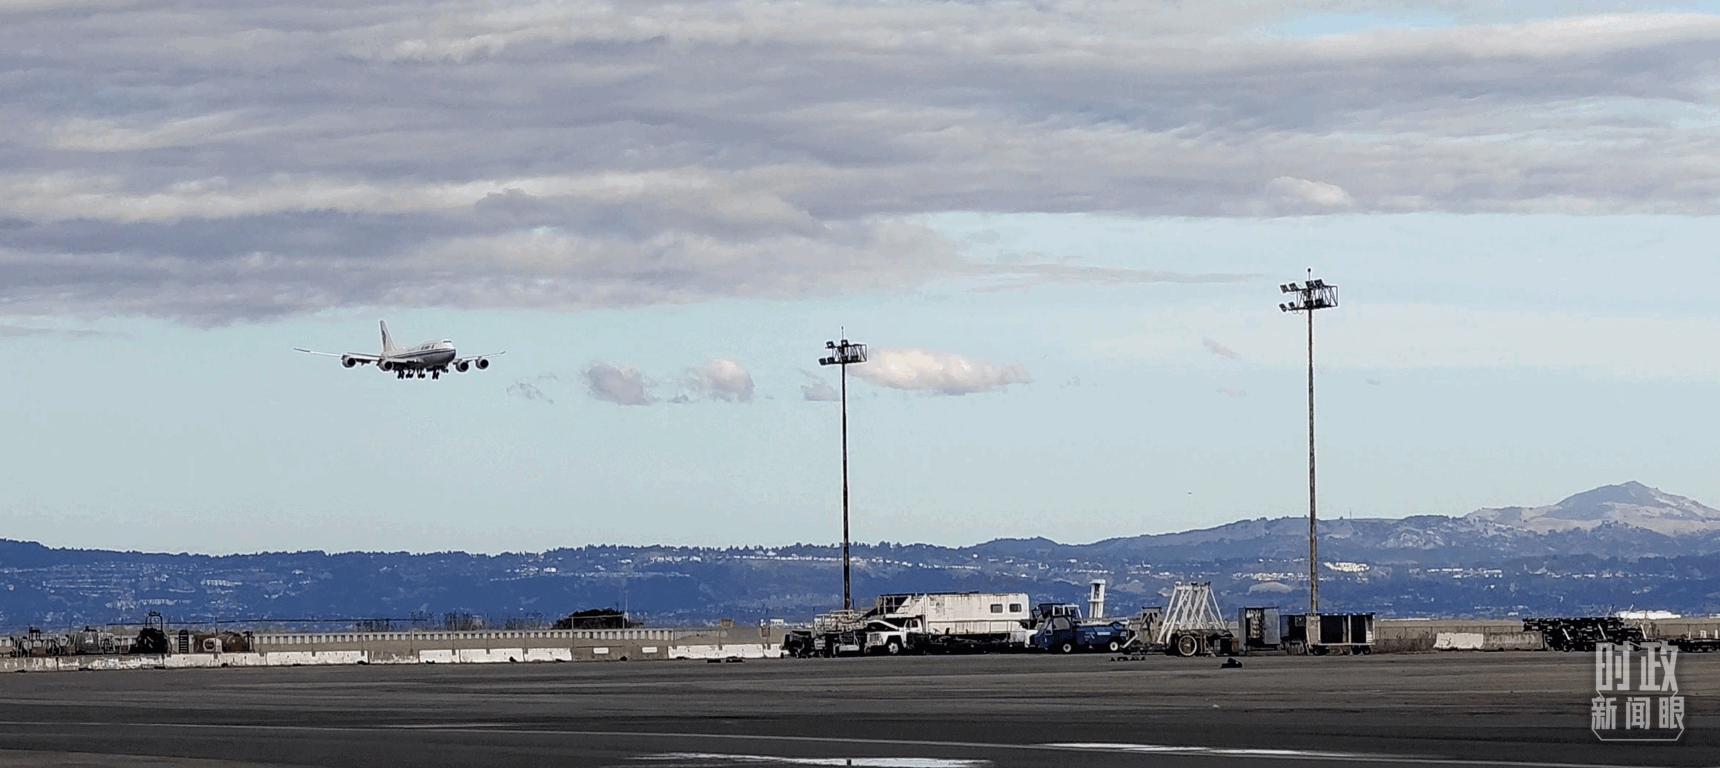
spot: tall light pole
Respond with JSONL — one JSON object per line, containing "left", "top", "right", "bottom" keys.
{"left": 1279, "top": 272, "right": 1337, "bottom": 616}
{"left": 819, "top": 332, "right": 867, "bottom": 611}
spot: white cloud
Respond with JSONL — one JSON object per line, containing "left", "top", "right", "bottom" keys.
{"left": 851, "top": 347, "right": 1031, "bottom": 395}
{"left": 584, "top": 362, "right": 652, "bottom": 406}
{"left": 1268, "top": 177, "right": 1354, "bottom": 210}
{"left": 685, "top": 358, "right": 755, "bottom": 403}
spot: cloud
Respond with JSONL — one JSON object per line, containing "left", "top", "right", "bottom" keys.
{"left": 1202, "top": 337, "right": 1240, "bottom": 360}
{"left": 800, "top": 371, "right": 840, "bottom": 402}
{"left": 1217, "top": 388, "right": 1248, "bottom": 398}
{"left": 851, "top": 347, "right": 1030, "bottom": 396}
{"left": 684, "top": 358, "right": 755, "bottom": 403}
{"left": 1266, "top": 177, "right": 1354, "bottom": 212}
{"left": 4, "top": 3, "right": 1718, "bottom": 320}
{"left": 1366, "top": 378, "right": 1383, "bottom": 386}
{"left": 507, "top": 379, "right": 555, "bottom": 405}
{"left": 584, "top": 362, "right": 653, "bottom": 406}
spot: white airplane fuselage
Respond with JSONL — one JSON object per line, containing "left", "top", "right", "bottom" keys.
{"left": 375, "top": 339, "right": 457, "bottom": 371}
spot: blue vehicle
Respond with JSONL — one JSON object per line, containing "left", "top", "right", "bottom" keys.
{"left": 1030, "top": 603, "right": 1132, "bottom": 654}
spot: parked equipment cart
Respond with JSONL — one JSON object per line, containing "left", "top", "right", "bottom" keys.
{"left": 1281, "top": 612, "right": 1374, "bottom": 655}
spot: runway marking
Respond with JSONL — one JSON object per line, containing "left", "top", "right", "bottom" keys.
{"left": 638, "top": 755, "right": 988, "bottom": 767}
{"left": 0, "top": 722, "right": 1688, "bottom": 768}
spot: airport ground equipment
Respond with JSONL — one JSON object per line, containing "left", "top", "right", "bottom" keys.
{"left": 1281, "top": 612, "right": 1374, "bottom": 655}
{"left": 861, "top": 592, "right": 1032, "bottom": 654}
{"left": 1029, "top": 602, "right": 1131, "bottom": 653}
{"left": 1155, "top": 582, "right": 1237, "bottom": 656}
{"left": 807, "top": 609, "right": 866, "bottom": 657}
{"left": 1523, "top": 617, "right": 1643, "bottom": 652}
{"left": 1239, "top": 607, "right": 1283, "bottom": 653}
{"left": 1671, "top": 634, "right": 1720, "bottom": 653}
{"left": 797, "top": 592, "right": 1032, "bottom": 656}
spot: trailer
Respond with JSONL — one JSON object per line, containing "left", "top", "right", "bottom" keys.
{"left": 1280, "top": 612, "right": 1374, "bottom": 655}
{"left": 1154, "top": 583, "right": 1237, "bottom": 656}
{"left": 1522, "top": 617, "right": 1644, "bottom": 653}
{"left": 1028, "top": 603, "right": 1132, "bottom": 654}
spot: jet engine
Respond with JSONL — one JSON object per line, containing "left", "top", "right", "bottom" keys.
{"left": 455, "top": 362, "right": 470, "bottom": 373}
{"left": 379, "top": 361, "right": 393, "bottom": 372}
{"left": 475, "top": 358, "right": 490, "bottom": 370}
{"left": 341, "top": 356, "right": 358, "bottom": 368}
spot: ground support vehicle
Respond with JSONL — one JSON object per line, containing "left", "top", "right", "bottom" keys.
{"left": 794, "top": 593, "right": 1032, "bottom": 657}
{"left": 1672, "top": 635, "right": 1720, "bottom": 653}
{"left": 861, "top": 592, "right": 1032, "bottom": 655}
{"left": 1029, "top": 603, "right": 1132, "bottom": 654}
{"left": 1523, "top": 617, "right": 1643, "bottom": 652}
{"left": 1153, "top": 583, "right": 1237, "bottom": 656}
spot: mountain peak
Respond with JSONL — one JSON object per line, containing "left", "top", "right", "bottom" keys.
{"left": 1467, "top": 482, "right": 1720, "bottom": 536}
{"left": 1554, "top": 481, "right": 1663, "bottom": 509}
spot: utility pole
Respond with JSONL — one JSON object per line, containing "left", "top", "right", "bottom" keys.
{"left": 1279, "top": 271, "right": 1337, "bottom": 616}
{"left": 818, "top": 331, "right": 867, "bottom": 611}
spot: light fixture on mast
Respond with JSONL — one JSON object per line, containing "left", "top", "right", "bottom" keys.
{"left": 818, "top": 332, "right": 867, "bottom": 611}
{"left": 1279, "top": 272, "right": 1337, "bottom": 617}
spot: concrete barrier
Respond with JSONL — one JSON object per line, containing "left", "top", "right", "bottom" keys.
{"left": 0, "top": 625, "right": 790, "bottom": 673}
{"left": 1434, "top": 632, "right": 1484, "bottom": 650}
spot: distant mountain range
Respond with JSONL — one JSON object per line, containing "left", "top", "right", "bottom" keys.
{"left": 2, "top": 482, "right": 1717, "bottom": 630}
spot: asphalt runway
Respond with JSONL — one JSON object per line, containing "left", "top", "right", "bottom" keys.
{"left": 0, "top": 652, "right": 1711, "bottom": 768}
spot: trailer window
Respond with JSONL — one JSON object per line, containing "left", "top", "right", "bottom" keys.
{"left": 1009, "top": 603, "right": 1022, "bottom": 613}
{"left": 990, "top": 603, "right": 1003, "bottom": 613}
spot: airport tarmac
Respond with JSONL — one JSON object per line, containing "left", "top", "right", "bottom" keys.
{"left": 0, "top": 652, "right": 1710, "bottom": 768}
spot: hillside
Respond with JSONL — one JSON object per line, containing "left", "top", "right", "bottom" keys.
{"left": 2, "top": 482, "right": 1716, "bottom": 629}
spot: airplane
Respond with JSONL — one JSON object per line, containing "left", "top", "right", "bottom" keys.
{"left": 295, "top": 321, "right": 505, "bottom": 380}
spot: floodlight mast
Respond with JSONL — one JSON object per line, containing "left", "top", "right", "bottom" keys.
{"left": 1278, "top": 271, "right": 1338, "bottom": 616}
{"left": 818, "top": 331, "right": 867, "bottom": 611}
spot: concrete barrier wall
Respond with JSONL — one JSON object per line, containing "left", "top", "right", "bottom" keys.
{"left": 0, "top": 625, "right": 789, "bottom": 673}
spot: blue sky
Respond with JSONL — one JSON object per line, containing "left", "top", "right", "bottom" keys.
{"left": 4, "top": 1, "right": 1720, "bottom": 554}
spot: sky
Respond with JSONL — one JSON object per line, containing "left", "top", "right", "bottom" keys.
{"left": 4, "top": 0, "right": 1720, "bottom": 555}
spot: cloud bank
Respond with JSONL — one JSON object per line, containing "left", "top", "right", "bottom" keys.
{"left": 3, "top": 2, "right": 1716, "bottom": 321}
{"left": 852, "top": 347, "right": 1031, "bottom": 396}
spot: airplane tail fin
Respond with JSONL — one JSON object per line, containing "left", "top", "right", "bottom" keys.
{"left": 380, "top": 321, "right": 397, "bottom": 354}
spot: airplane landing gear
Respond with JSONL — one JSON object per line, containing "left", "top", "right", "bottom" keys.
{"left": 431, "top": 370, "right": 440, "bottom": 380}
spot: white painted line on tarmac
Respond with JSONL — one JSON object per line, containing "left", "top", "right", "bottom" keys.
{"left": 1044, "top": 743, "right": 1685, "bottom": 768}
{"left": 638, "top": 754, "right": 988, "bottom": 767}
{"left": 0, "top": 722, "right": 1687, "bottom": 768}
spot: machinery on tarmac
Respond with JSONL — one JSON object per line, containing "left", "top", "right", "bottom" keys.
{"left": 1524, "top": 617, "right": 1643, "bottom": 652}
{"left": 788, "top": 592, "right": 1033, "bottom": 657}
{"left": 1028, "top": 602, "right": 1132, "bottom": 654}
{"left": 1147, "top": 582, "right": 1238, "bottom": 657}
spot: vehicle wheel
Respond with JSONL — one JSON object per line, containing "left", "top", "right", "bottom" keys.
{"left": 885, "top": 639, "right": 902, "bottom": 656}
{"left": 1107, "top": 640, "right": 1121, "bottom": 653}
{"left": 1059, "top": 641, "right": 1075, "bottom": 654}
{"left": 1176, "top": 634, "right": 1199, "bottom": 657}
{"left": 1359, "top": 646, "right": 1372, "bottom": 655}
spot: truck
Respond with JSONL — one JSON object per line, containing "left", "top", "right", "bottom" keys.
{"left": 790, "top": 592, "right": 1034, "bottom": 657}
{"left": 861, "top": 592, "right": 1032, "bottom": 655}
{"left": 1028, "top": 603, "right": 1132, "bottom": 654}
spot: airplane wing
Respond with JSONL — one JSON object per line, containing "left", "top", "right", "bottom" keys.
{"left": 294, "top": 348, "right": 381, "bottom": 365}
{"left": 452, "top": 350, "right": 505, "bottom": 371}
